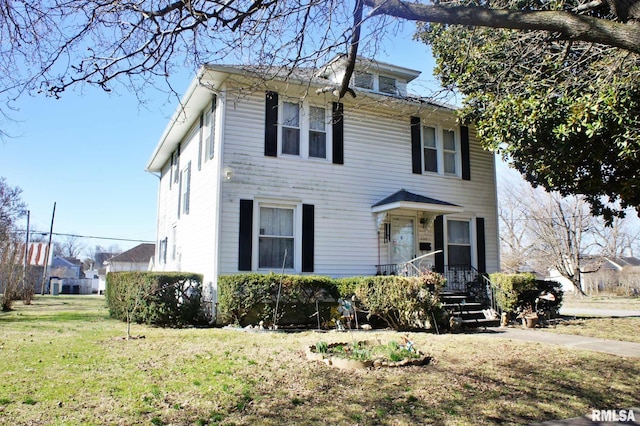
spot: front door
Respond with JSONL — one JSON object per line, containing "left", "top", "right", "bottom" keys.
{"left": 390, "top": 216, "right": 415, "bottom": 264}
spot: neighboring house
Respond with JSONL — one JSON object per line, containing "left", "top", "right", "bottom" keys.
{"left": 51, "top": 256, "right": 84, "bottom": 279}
{"left": 548, "top": 256, "right": 640, "bottom": 294}
{"left": 49, "top": 256, "right": 96, "bottom": 294}
{"left": 146, "top": 56, "right": 500, "bottom": 311}
{"left": 101, "top": 243, "right": 156, "bottom": 293}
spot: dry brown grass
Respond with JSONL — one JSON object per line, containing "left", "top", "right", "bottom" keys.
{"left": 1, "top": 296, "right": 639, "bottom": 425}
{"left": 547, "top": 317, "right": 640, "bottom": 344}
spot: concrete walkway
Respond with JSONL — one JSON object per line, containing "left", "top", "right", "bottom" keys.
{"left": 475, "top": 327, "right": 640, "bottom": 425}
{"left": 560, "top": 307, "right": 640, "bottom": 317}
{"left": 476, "top": 327, "right": 640, "bottom": 358}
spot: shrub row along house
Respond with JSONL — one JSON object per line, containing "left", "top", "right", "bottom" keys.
{"left": 145, "top": 56, "right": 499, "bottom": 317}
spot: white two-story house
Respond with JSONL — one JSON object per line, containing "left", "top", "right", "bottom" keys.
{"left": 146, "top": 56, "right": 500, "bottom": 306}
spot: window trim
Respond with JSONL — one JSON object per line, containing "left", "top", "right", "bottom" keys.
{"left": 277, "top": 98, "right": 332, "bottom": 161}
{"left": 252, "top": 199, "right": 302, "bottom": 272}
{"left": 181, "top": 161, "right": 191, "bottom": 215}
{"left": 444, "top": 217, "right": 476, "bottom": 269}
{"left": 421, "top": 124, "right": 461, "bottom": 177}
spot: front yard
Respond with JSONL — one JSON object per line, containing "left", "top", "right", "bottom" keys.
{"left": 0, "top": 296, "right": 638, "bottom": 425}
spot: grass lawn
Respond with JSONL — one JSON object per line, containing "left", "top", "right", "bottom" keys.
{"left": 546, "top": 317, "right": 640, "bottom": 344}
{"left": 1, "top": 296, "right": 639, "bottom": 425}
{"left": 562, "top": 294, "right": 640, "bottom": 311}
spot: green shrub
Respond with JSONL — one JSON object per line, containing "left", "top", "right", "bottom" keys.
{"left": 489, "top": 273, "right": 563, "bottom": 315}
{"left": 105, "top": 271, "right": 205, "bottom": 327}
{"left": 352, "top": 273, "right": 444, "bottom": 330}
{"left": 217, "top": 273, "right": 339, "bottom": 326}
{"left": 517, "top": 280, "right": 564, "bottom": 317}
{"left": 489, "top": 272, "right": 537, "bottom": 313}
{"left": 217, "top": 272, "right": 446, "bottom": 331}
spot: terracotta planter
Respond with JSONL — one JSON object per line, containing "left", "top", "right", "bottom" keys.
{"left": 522, "top": 316, "right": 538, "bottom": 328}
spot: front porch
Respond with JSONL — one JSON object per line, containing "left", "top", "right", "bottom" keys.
{"left": 375, "top": 263, "right": 480, "bottom": 293}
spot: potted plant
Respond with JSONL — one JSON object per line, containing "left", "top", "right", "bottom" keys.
{"left": 517, "top": 306, "right": 538, "bottom": 328}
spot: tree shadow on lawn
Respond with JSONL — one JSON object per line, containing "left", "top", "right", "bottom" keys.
{"left": 215, "top": 346, "right": 640, "bottom": 425}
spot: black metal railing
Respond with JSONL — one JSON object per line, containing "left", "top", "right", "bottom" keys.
{"left": 374, "top": 262, "right": 501, "bottom": 313}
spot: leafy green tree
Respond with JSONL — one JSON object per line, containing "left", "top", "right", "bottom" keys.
{"left": 419, "top": 18, "right": 640, "bottom": 222}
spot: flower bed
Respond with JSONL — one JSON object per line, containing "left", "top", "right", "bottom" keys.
{"left": 305, "top": 340, "right": 432, "bottom": 370}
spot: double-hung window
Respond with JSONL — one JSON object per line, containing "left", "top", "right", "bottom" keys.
{"left": 280, "top": 100, "right": 329, "bottom": 160}
{"left": 258, "top": 205, "right": 295, "bottom": 269}
{"left": 447, "top": 220, "right": 471, "bottom": 268}
{"left": 422, "top": 126, "right": 460, "bottom": 176}
{"left": 443, "top": 130, "right": 457, "bottom": 175}
{"left": 282, "top": 102, "right": 301, "bottom": 155}
{"left": 423, "top": 126, "right": 438, "bottom": 173}
{"left": 181, "top": 161, "right": 191, "bottom": 215}
{"left": 204, "top": 101, "right": 215, "bottom": 161}
{"left": 309, "top": 106, "right": 327, "bottom": 158}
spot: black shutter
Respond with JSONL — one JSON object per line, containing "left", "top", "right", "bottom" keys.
{"left": 238, "top": 199, "right": 253, "bottom": 271}
{"left": 476, "top": 217, "right": 486, "bottom": 273}
{"left": 434, "top": 215, "right": 444, "bottom": 273}
{"left": 332, "top": 102, "right": 344, "bottom": 165}
{"left": 265, "top": 91, "right": 278, "bottom": 157}
{"left": 461, "top": 125, "right": 470, "bottom": 181}
{"left": 411, "top": 116, "right": 422, "bottom": 174}
{"left": 302, "top": 204, "right": 315, "bottom": 272}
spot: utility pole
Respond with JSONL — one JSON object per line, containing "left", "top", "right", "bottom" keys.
{"left": 22, "top": 210, "right": 30, "bottom": 292}
{"left": 40, "top": 202, "right": 56, "bottom": 295}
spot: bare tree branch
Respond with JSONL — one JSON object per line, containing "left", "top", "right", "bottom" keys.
{"left": 364, "top": 0, "right": 640, "bottom": 54}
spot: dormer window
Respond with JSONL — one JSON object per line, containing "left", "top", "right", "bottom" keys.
{"left": 379, "top": 76, "right": 397, "bottom": 94}
{"left": 354, "top": 71, "right": 374, "bottom": 90}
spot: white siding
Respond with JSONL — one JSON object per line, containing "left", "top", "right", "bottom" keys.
{"left": 154, "top": 98, "right": 222, "bottom": 298}
{"left": 152, "top": 77, "right": 499, "bottom": 297}
{"left": 217, "top": 88, "right": 499, "bottom": 277}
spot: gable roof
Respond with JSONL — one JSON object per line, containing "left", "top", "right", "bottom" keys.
{"left": 371, "top": 189, "right": 463, "bottom": 214}
{"left": 107, "top": 243, "right": 156, "bottom": 264}
{"left": 53, "top": 256, "right": 82, "bottom": 267}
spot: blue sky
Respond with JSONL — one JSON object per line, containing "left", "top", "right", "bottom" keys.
{"left": 0, "top": 23, "right": 445, "bottom": 257}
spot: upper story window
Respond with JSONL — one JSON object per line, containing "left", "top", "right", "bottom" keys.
{"left": 379, "top": 76, "right": 397, "bottom": 94}
{"left": 443, "top": 129, "right": 457, "bottom": 175}
{"left": 422, "top": 125, "right": 460, "bottom": 177}
{"left": 204, "top": 97, "right": 216, "bottom": 161}
{"left": 354, "top": 71, "right": 374, "bottom": 90}
{"left": 309, "top": 106, "right": 327, "bottom": 158}
{"left": 282, "top": 101, "right": 301, "bottom": 155}
{"left": 180, "top": 161, "right": 191, "bottom": 216}
{"left": 354, "top": 72, "right": 398, "bottom": 95}
{"left": 279, "top": 100, "right": 330, "bottom": 160}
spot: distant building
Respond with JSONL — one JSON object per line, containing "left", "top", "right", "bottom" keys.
{"left": 100, "top": 243, "right": 155, "bottom": 294}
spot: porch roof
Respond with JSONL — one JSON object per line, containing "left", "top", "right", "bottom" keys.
{"left": 371, "top": 189, "right": 463, "bottom": 214}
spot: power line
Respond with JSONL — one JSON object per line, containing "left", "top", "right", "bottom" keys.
{"left": 13, "top": 230, "right": 154, "bottom": 244}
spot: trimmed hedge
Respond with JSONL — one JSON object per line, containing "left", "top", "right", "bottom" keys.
{"left": 218, "top": 272, "right": 446, "bottom": 330}
{"left": 217, "top": 273, "right": 339, "bottom": 326}
{"left": 489, "top": 272, "right": 563, "bottom": 315}
{"left": 347, "top": 272, "right": 445, "bottom": 330}
{"left": 489, "top": 272, "right": 537, "bottom": 313}
{"left": 106, "top": 271, "right": 206, "bottom": 327}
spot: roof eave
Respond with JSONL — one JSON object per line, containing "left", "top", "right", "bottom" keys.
{"left": 371, "top": 201, "right": 463, "bottom": 214}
